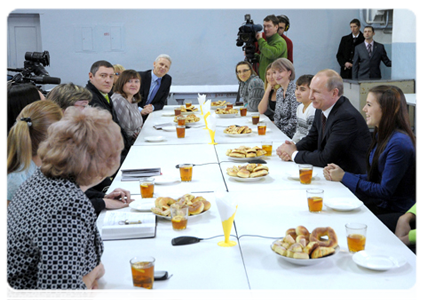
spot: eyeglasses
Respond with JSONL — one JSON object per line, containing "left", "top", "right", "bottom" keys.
{"left": 237, "top": 69, "right": 251, "bottom": 75}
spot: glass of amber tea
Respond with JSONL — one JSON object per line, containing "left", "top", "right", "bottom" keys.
{"left": 240, "top": 107, "right": 247, "bottom": 117}
{"left": 185, "top": 101, "right": 192, "bottom": 108}
{"left": 261, "top": 141, "right": 273, "bottom": 156}
{"left": 174, "top": 108, "right": 182, "bottom": 116}
{"left": 179, "top": 164, "right": 193, "bottom": 182}
{"left": 306, "top": 189, "right": 323, "bottom": 213}
{"left": 346, "top": 223, "right": 367, "bottom": 253}
{"left": 257, "top": 122, "right": 267, "bottom": 135}
{"left": 139, "top": 177, "right": 155, "bottom": 198}
{"left": 252, "top": 113, "right": 260, "bottom": 125}
{"left": 226, "top": 103, "right": 234, "bottom": 109}
{"left": 299, "top": 164, "right": 313, "bottom": 184}
{"left": 176, "top": 125, "right": 185, "bottom": 138}
{"left": 130, "top": 256, "right": 155, "bottom": 289}
{"left": 170, "top": 203, "right": 188, "bottom": 230}
{"left": 177, "top": 115, "right": 186, "bottom": 126}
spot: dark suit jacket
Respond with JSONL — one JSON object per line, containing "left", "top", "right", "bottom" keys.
{"left": 138, "top": 70, "right": 172, "bottom": 111}
{"left": 336, "top": 32, "right": 364, "bottom": 79}
{"left": 294, "top": 96, "right": 371, "bottom": 174}
{"left": 352, "top": 41, "right": 391, "bottom": 79}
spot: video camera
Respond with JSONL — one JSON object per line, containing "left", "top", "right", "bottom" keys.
{"left": 7, "top": 51, "right": 61, "bottom": 93}
{"left": 236, "top": 14, "right": 263, "bottom": 64}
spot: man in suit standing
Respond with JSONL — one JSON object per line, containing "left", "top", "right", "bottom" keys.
{"left": 336, "top": 19, "right": 365, "bottom": 79}
{"left": 138, "top": 54, "right": 172, "bottom": 120}
{"left": 352, "top": 26, "right": 391, "bottom": 79}
{"left": 276, "top": 69, "right": 371, "bottom": 174}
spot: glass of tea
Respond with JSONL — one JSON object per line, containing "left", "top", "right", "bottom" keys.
{"left": 130, "top": 256, "right": 155, "bottom": 289}
{"left": 185, "top": 101, "right": 192, "bottom": 108}
{"left": 176, "top": 125, "right": 185, "bottom": 138}
{"left": 257, "top": 122, "right": 267, "bottom": 135}
{"left": 226, "top": 103, "right": 234, "bottom": 109}
{"left": 306, "top": 188, "right": 323, "bottom": 213}
{"left": 252, "top": 113, "right": 260, "bottom": 125}
{"left": 170, "top": 203, "right": 188, "bottom": 230}
{"left": 177, "top": 115, "right": 186, "bottom": 126}
{"left": 240, "top": 107, "right": 247, "bottom": 117}
{"left": 299, "top": 164, "right": 313, "bottom": 184}
{"left": 261, "top": 141, "right": 273, "bottom": 156}
{"left": 345, "top": 223, "right": 367, "bottom": 253}
{"left": 174, "top": 108, "right": 181, "bottom": 116}
{"left": 139, "top": 177, "right": 155, "bottom": 198}
{"left": 179, "top": 164, "right": 193, "bottom": 182}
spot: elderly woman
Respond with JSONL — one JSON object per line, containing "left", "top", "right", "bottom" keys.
{"left": 111, "top": 69, "right": 144, "bottom": 144}
{"left": 258, "top": 63, "right": 279, "bottom": 121}
{"left": 235, "top": 61, "right": 265, "bottom": 112}
{"left": 271, "top": 58, "right": 299, "bottom": 139}
{"left": 7, "top": 106, "right": 123, "bottom": 289}
{"left": 324, "top": 86, "right": 415, "bottom": 218}
{"left": 47, "top": 82, "right": 93, "bottom": 110}
{"left": 7, "top": 100, "right": 63, "bottom": 206}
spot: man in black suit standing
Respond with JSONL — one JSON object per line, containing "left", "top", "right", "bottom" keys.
{"left": 336, "top": 19, "right": 365, "bottom": 79}
{"left": 138, "top": 54, "right": 172, "bottom": 120}
{"left": 276, "top": 69, "right": 371, "bottom": 174}
{"left": 352, "top": 26, "right": 391, "bottom": 79}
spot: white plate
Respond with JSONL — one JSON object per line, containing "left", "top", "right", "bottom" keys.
{"left": 95, "top": 286, "right": 155, "bottom": 300}
{"left": 252, "top": 128, "right": 272, "bottom": 133}
{"left": 286, "top": 171, "right": 316, "bottom": 181}
{"left": 161, "top": 112, "right": 175, "bottom": 117}
{"left": 129, "top": 199, "right": 155, "bottom": 212}
{"left": 352, "top": 250, "right": 407, "bottom": 271}
{"left": 211, "top": 105, "right": 226, "bottom": 110}
{"left": 144, "top": 136, "right": 166, "bottom": 142}
{"left": 216, "top": 113, "right": 239, "bottom": 118}
{"left": 161, "top": 126, "right": 176, "bottom": 132}
{"left": 153, "top": 175, "right": 180, "bottom": 185}
{"left": 271, "top": 240, "right": 339, "bottom": 265}
{"left": 324, "top": 197, "right": 363, "bottom": 211}
{"left": 227, "top": 155, "right": 265, "bottom": 161}
{"left": 154, "top": 208, "right": 210, "bottom": 220}
{"left": 229, "top": 175, "right": 268, "bottom": 182}
{"left": 225, "top": 133, "right": 253, "bottom": 137}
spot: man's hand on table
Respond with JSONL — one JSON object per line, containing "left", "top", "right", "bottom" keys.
{"left": 277, "top": 140, "right": 296, "bottom": 161}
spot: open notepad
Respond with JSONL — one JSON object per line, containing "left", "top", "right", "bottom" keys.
{"left": 101, "top": 211, "right": 157, "bottom": 240}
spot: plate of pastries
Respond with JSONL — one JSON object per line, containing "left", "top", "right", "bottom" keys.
{"left": 211, "top": 100, "right": 229, "bottom": 109}
{"left": 180, "top": 105, "right": 200, "bottom": 114}
{"left": 226, "top": 146, "right": 266, "bottom": 161}
{"left": 215, "top": 108, "right": 239, "bottom": 117}
{"left": 271, "top": 225, "right": 339, "bottom": 265}
{"left": 226, "top": 163, "right": 269, "bottom": 181}
{"left": 173, "top": 114, "right": 201, "bottom": 123}
{"left": 223, "top": 125, "right": 252, "bottom": 136}
{"left": 150, "top": 194, "right": 211, "bottom": 220}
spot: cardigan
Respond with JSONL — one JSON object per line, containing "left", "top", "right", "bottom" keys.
{"left": 239, "top": 75, "right": 265, "bottom": 112}
{"left": 7, "top": 169, "right": 103, "bottom": 289}
{"left": 342, "top": 131, "right": 415, "bottom": 213}
{"left": 111, "top": 93, "right": 143, "bottom": 144}
{"left": 273, "top": 80, "right": 299, "bottom": 139}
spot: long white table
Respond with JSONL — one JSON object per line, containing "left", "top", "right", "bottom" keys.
{"left": 96, "top": 105, "right": 417, "bottom": 298}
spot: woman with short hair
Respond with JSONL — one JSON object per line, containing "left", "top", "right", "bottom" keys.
{"left": 112, "top": 69, "right": 144, "bottom": 144}
{"left": 235, "top": 61, "right": 265, "bottom": 112}
{"left": 271, "top": 58, "right": 299, "bottom": 139}
{"left": 324, "top": 85, "right": 415, "bottom": 216}
{"left": 7, "top": 106, "right": 123, "bottom": 289}
{"left": 7, "top": 100, "right": 63, "bottom": 206}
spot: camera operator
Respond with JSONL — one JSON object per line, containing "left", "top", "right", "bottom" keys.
{"left": 254, "top": 14, "right": 287, "bottom": 82}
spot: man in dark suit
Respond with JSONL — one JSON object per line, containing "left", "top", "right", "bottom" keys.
{"left": 138, "top": 54, "right": 172, "bottom": 120}
{"left": 336, "top": 19, "right": 365, "bottom": 79}
{"left": 352, "top": 26, "right": 391, "bottom": 80}
{"left": 276, "top": 69, "right": 371, "bottom": 174}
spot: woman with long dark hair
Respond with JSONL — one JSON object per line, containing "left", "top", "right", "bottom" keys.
{"left": 323, "top": 85, "right": 415, "bottom": 216}
{"left": 235, "top": 61, "right": 265, "bottom": 112}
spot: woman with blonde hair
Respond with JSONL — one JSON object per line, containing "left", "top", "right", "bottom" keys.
{"left": 258, "top": 63, "right": 279, "bottom": 121}
{"left": 7, "top": 100, "right": 63, "bottom": 205}
{"left": 8, "top": 106, "right": 123, "bottom": 289}
{"left": 47, "top": 82, "right": 92, "bottom": 110}
{"left": 112, "top": 69, "right": 144, "bottom": 143}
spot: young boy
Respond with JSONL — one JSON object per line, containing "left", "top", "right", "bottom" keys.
{"left": 291, "top": 74, "right": 315, "bottom": 143}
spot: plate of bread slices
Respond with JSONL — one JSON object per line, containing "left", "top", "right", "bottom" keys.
{"left": 173, "top": 114, "right": 201, "bottom": 123}
{"left": 226, "top": 146, "right": 266, "bottom": 161}
{"left": 211, "top": 100, "right": 229, "bottom": 109}
{"left": 271, "top": 225, "right": 339, "bottom": 265}
{"left": 150, "top": 194, "right": 211, "bottom": 220}
{"left": 224, "top": 125, "right": 253, "bottom": 136}
{"left": 215, "top": 108, "right": 239, "bottom": 117}
{"left": 226, "top": 163, "right": 269, "bottom": 181}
